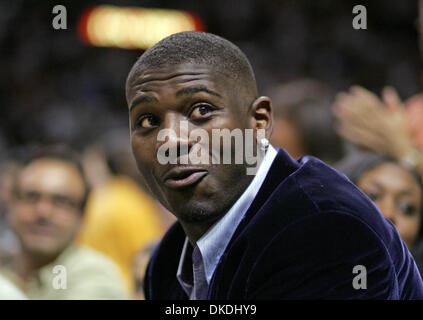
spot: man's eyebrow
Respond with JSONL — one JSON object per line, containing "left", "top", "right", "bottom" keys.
{"left": 129, "top": 95, "right": 158, "bottom": 111}
{"left": 175, "top": 85, "right": 222, "bottom": 98}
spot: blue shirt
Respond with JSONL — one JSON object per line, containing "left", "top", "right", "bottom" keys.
{"left": 176, "top": 145, "right": 278, "bottom": 299}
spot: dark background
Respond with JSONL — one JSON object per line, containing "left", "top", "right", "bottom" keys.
{"left": 0, "top": 0, "right": 420, "bottom": 152}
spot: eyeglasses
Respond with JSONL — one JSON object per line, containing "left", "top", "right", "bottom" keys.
{"left": 14, "top": 189, "right": 83, "bottom": 211}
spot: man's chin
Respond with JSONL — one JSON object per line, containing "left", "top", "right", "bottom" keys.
{"left": 22, "top": 237, "right": 66, "bottom": 259}
{"left": 173, "top": 203, "right": 225, "bottom": 225}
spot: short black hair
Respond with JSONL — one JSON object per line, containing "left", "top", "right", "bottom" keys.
{"left": 126, "top": 31, "right": 258, "bottom": 99}
{"left": 15, "top": 144, "right": 90, "bottom": 211}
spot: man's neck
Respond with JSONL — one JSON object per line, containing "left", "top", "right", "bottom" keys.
{"left": 180, "top": 221, "right": 216, "bottom": 247}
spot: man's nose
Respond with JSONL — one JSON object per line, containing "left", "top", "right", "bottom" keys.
{"left": 34, "top": 197, "right": 54, "bottom": 220}
{"left": 158, "top": 113, "right": 194, "bottom": 162}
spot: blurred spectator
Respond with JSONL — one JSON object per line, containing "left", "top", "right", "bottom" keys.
{"left": 0, "top": 159, "right": 20, "bottom": 264}
{"left": 333, "top": 85, "right": 423, "bottom": 180}
{"left": 77, "top": 128, "right": 172, "bottom": 296}
{"left": 405, "top": 93, "right": 423, "bottom": 151}
{"left": 132, "top": 243, "right": 157, "bottom": 300}
{"left": 1, "top": 145, "right": 128, "bottom": 299}
{"left": 337, "top": 152, "right": 423, "bottom": 257}
{"left": 266, "top": 78, "right": 344, "bottom": 165}
{"left": 0, "top": 273, "right": 27, "bottom": 300}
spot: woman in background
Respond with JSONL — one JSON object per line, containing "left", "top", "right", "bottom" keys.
{"left": 338, "top": 152, "right": 423, "bottom": 273}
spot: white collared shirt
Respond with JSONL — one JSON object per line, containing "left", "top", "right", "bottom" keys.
{"left": 176, "top": 145, "right": 278, "bottom": 298}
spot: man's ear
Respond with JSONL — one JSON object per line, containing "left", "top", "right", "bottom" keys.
{"left": 250, "top": 96, "right": 273, "bottom": 140}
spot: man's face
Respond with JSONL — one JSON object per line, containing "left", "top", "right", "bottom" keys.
{"left": 9, "top": 158, "right": 86, "bottom": 258}
{"left": 127, "top": 63, "right": 257, "bottom": 225}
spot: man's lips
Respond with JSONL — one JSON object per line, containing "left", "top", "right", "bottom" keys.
{"left": 27, "top": 223, "right": 56, "bottom": 237}
{"left": 162, "top": 167, "right": 208, "bottom": 189}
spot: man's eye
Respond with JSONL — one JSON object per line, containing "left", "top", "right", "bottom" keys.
{"left": 51, "top": 195, "right": 78, "bottom": 209}
{"left": 189, "top": 104, "right": 213, "bottom": 119}
{"left": 20, "top": 191, "right": 41, "bottom": 203}
{"left": 136, "top": 115, "right": 159, "bottom": 129}
{"left": 397, "top": 202, "right": 418, "bottom": 217}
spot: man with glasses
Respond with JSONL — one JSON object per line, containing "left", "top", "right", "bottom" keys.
{"left": 0, "top": 145, "right": 128, "bottom": 299}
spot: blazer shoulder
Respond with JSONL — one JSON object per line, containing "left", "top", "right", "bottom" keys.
{"left": 292, "top": 156, "right": 398, "bottom": 242}
{"left": 246, "top": 211, "right": 401, "bottom": 299}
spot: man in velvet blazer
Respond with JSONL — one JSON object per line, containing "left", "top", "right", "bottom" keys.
{"left": 125, "top": 31, "right": 423, "bottom": 299}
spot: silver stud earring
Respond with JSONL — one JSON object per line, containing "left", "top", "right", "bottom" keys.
{"left": 260, "top": 138, "right": 269, "bottom": 151}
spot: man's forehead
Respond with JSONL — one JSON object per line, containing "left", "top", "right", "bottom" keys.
{"left": 18, "top": 159, "right": 85, "bottom": 195}
{"left": 126, "top": 63, "right": 233, "bottom": 103}
{"left": 131, "top": 63, "right": 225, "bottom": 83}
{"left": 129, "top": 63, "right": 229, "bottom": 86}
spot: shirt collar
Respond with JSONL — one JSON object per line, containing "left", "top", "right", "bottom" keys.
{"left": 176, "top": 145, "right": 278, "bottom": 294}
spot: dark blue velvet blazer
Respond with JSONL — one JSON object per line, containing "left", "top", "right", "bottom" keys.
{"left": 144, "top": 148, "right": 423, "bottom": 299}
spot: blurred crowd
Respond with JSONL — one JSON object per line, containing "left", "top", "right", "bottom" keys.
{"left": 1, "top": 0, "right": 423, "bottom": 299}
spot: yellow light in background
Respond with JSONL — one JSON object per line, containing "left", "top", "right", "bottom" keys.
{"left": 78, "top": 5, "right": 205, "bottom": 50}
